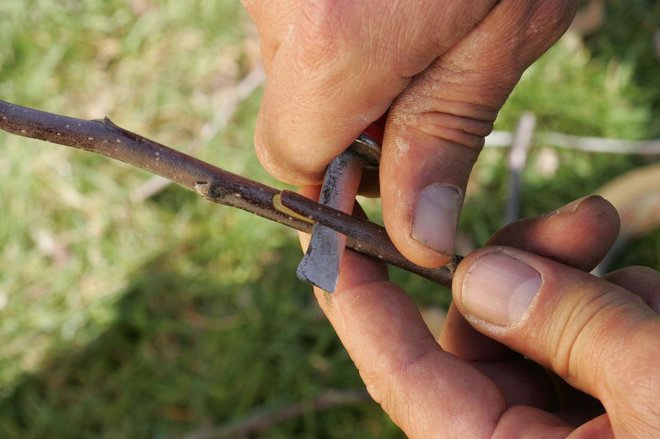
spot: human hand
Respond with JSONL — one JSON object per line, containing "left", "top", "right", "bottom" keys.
{"left": 243, "top": 0, "right": 579, "bottom": 267}
{"left": 300, "top": 193, "right": 660, "bottom": 438}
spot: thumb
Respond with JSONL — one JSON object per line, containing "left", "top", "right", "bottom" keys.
{"left": 380, "top": 0, "right": 578, "bottom": 267}
{"left": 452, "top": 246, "right": 660, "bottom": 437}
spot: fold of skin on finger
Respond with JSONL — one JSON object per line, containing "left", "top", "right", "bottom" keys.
{"left": 495, "top": 409, "right": 614, "bottom": 439}
{"left": 240, "top": 0, "right": 301, "bottom": 73}
{"left": 569, "top": 414, "right": 615, "bottom": 439}
{"left": 550, "top": 369, "right": 605, "bottom": 427}
{"left": 562, "top": 266, "right": 658, "bottom": 425}
{"left": 380, "top": 0, "right": 578, "bottom": 266}
{"left": 441, "top": 304, "right": 518, "bottom": 361}
{"left": 453, "top": 247, "right": 660, "bottom": 438}
{"left": 254, "top": 1, "right": 498, "bottom": 185}
{"left": 604, "top": 266, "right": 660, "bottom": 313}
{"left": 472, "top": 360, "right": 559, "bottom": 410}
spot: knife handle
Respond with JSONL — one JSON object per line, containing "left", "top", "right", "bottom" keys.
{"left": 350, "top": 117, "right": 385, "bottom": 168}
{"left": 362, "top": 116, "right": 385, "bottom": 144}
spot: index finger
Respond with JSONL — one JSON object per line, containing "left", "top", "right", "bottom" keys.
{"left": 254, "top": 1, "right": 496, "bottom": 185}
{"left": 294, "top": 190, "right": 503, "bottom": 438}
{"left": 312, "top": 247, "right": 504, "bottom": 438}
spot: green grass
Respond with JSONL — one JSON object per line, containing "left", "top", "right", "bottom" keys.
{"left": 0, "top": 0, "right": 658, "bottom": 437}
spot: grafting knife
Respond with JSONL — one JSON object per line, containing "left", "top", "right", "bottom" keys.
{"left": 296, "top": 121, "right": 384, "bottom": 292}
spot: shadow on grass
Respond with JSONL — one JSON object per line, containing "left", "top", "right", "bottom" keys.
{"left": 0, "top": 240, "right": 398, "bottom": 438}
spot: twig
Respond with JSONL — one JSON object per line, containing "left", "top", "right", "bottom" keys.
{"left": 279, "top": 191, "right": 461, "bottom": 283}
{"left": 541, "top": 132, "right": 660, "bottom": 155}
{"left": 505, "top": 112, "right": 536, "bottom": 224}
{"left": 485, "top": 130, "right": 660, "bottom": 155}
{"left": 0, "top": 99, "right": 458, "bottom": 286}
{"left": 130, "top": 64, "right": 265, "bottom": 202}
{"left": 182, "top": 389, "right": 370, "bottom": 439}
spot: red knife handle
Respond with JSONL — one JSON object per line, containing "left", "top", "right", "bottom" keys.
{"left": 362, "top": 116, "right": 385, "bottom": 145}
{"left": 351, "top": 116, "right": 385, "bottom": 168}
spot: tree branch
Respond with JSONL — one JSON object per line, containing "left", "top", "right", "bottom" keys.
{"left": 0, "top": 100, "right": 458, "bottom": 287}
{"left": 183, "top": 389, "right": 370, "bottom": 439}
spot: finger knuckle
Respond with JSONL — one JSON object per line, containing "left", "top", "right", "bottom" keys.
{"left": 393, "top": 93, "right": 498, "bottom": 152}
{"left": 549, "top": 283, "right": 645, "bottom": 385}
{"left": 607, "top": 321, "right": 660, "bottom": 435}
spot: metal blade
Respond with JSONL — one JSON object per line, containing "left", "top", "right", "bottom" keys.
{"left": 296, "top": 151, "right": 364, "bottom": 292}
{"left": 296, "top": 223, "right": 347, "bottom": 291}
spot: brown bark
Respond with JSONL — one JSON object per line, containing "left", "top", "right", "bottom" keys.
{"left": 0, "top": 99, "right": 459, "bottom": 286}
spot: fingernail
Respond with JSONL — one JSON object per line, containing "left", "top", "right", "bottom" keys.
{"left": 412, "top": 184, "right": 460, "bottom": 254}
{"left": 461, "top": 252, "right": 542, "bottom": 326}
{"left": 544, "top": 195, "right": 599, "bottom": 217}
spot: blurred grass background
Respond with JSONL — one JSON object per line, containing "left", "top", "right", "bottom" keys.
{"left": 0, "top": 0, "right": 658, "bottom": 437}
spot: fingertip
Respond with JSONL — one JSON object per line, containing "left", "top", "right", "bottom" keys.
{"left": 453, "top": 244, "right": 659, "bottom": 407}
{"left": 487, "top": 195, "right": 621, "bottom": 272}
{"left": 546, "top": 194, "right": 621, "bottom": 236}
